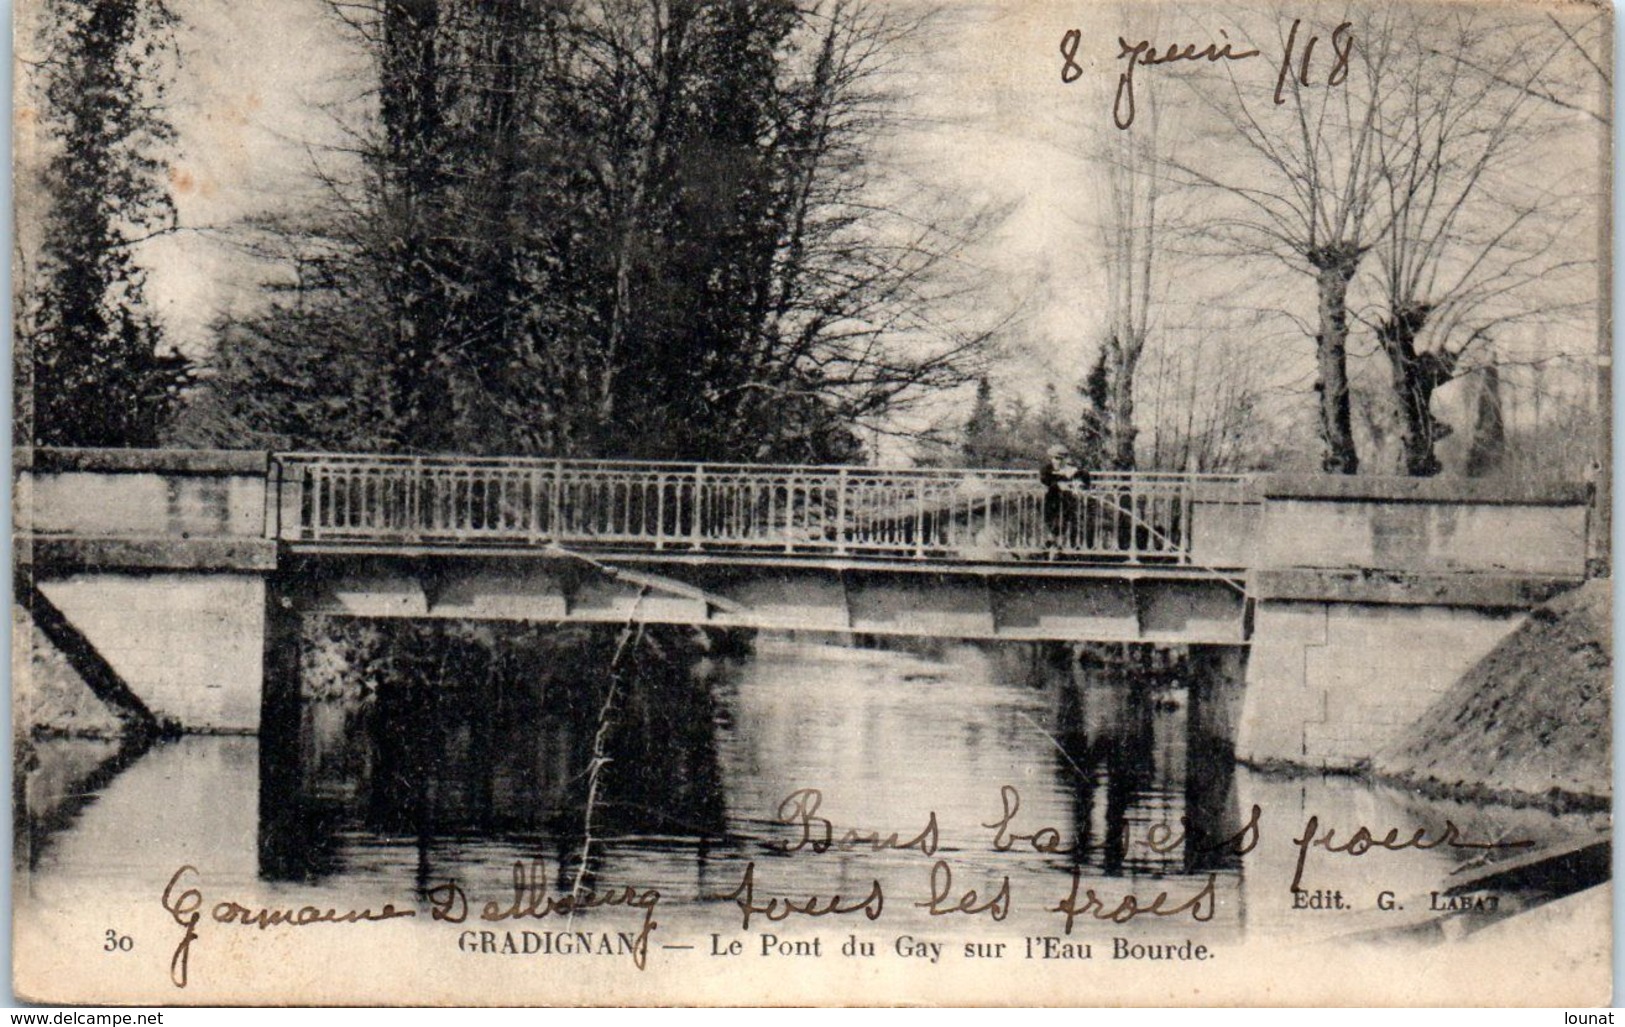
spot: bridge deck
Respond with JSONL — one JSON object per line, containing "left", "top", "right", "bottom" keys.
{"left": 281, "top": 540, "right": 1250, "bottom": 580}
{"left": 21, "top": 447, "right": 1592, "bottom": 645}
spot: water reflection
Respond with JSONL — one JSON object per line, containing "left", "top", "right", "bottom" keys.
{"left": 246, "top": 626, "right": 1246, "bottom": 915}
{"left": 18, "top": 627, "right": 1606, "bottom": 946}
{"left": 15, "top": 736, "right": 133, "bottom": 870}
{"left": 260, "top": 621, "right": 729, "bottom": 887}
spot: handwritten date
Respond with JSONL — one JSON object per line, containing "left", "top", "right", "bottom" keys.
{"left": 1058, "top": 18, "right": 1355, "bottom": 130}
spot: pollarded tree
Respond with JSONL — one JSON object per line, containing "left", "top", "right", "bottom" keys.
{"left": 1164, "top": 2, "right": 1601, "bottom": 477}
{"left": 22, "top": 0, "right": 190, "bottom": 447}
{"left": 1363, "top": 8, "right": 1602, "bottom": 475}
{"left": 1162, "top": 5, "right": 1405, "bottom": 474}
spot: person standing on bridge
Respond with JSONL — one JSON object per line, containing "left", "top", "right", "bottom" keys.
{"left": 1040, "top": 444, "right": 1088, "bottom": 555}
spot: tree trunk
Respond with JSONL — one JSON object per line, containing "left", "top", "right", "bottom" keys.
{"left": 380, "top": 0, "right": 450, "bottom": 451}
{"left": 1108, "top": 335, "right": 1139, "bottom": 471}
{"left": 1377, "top": 302, "right": 1454, "bottom": 477}
{"left": 454, "top": 0, "right": 526, "bottom": 452}
{"left": 1309, "top": 245, "right": 1361, "bottom": 474}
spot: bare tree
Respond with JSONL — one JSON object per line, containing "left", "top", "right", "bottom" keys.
{"left": 1161, "top": 6, "right": 1389, "bottom": 474}
{"left": 1095, "top": 67, "right": 1160, "bottom": 471}
{"left": 1141, "top": 311, "right": 1289, "bottom": 472}
{"left": 183, "top": 0, "right": 996, "bottom": 462}
{"left": 1158, "top": 3, "right": 1602, "bottom": 477}
{"left": 1429, "top": 10, "right": 1610, "bottom": 127}
{"left": 1362, "top": 8, "right": 1598, "bottom": 475}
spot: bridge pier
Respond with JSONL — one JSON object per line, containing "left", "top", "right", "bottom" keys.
{"left": 17, "top": 448, "right": 278, "bottom": 733}
{"left": 1187, "top": 644, "right": 1246, "bottom": 758}
{"left": 32, "top": 571, "right": 269, "bottom": 732}
{"left": 1184, "top": 645, "right": 1246, "bottom": 870}
{"left": 258, "top": 575, "right": 310, "bottom": 876}
{"left": 1232, "top": 473, "right": 1588, "bottom": 770}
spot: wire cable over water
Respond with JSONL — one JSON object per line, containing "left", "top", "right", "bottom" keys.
{"left": 1067, "top": 485, "right": 1250, "bottom": 595}
{"left": 566, "top": 584, "right": 651, "bottom": 923}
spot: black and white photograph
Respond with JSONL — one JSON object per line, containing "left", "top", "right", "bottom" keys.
{"left": 9, "top": 0, "right": 1614, "bottom": 1005}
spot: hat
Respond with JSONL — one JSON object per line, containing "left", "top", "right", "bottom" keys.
{"left": 1047, "top": 444, "right": 1068, "bottom": 457}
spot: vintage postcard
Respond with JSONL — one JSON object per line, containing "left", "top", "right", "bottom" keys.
{"left": 10, "top": 0, "right": 1613, "bottom": 1007}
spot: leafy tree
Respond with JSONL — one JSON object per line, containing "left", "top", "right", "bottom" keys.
{"left": 179, "top": 0, "right": 991, "bottom": 464}
{"left": 1463, "top": 366, "right": 1506, "bottom": 479}
{"left": 955, "top": 377, "right": 1082, "bottom": 469}
{"left": 960, "top": 376, "right": 1000, "bottom": 465}
{"left": 1035, "top": 382, "right": 1067, "bottom": 451}
{"left": 1074, "top": 348, "right": 1110, "bottom": 466}
{"left": 20, "top": 0, "right": 190, "bottom": 447}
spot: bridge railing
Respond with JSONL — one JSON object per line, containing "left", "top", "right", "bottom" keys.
{"left": 269, "top": 454, "right": 1246, "bottom": 563}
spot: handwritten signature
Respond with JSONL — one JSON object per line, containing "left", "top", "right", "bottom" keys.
{"left": 1058, "top": 19, "right": 1355, "bottom": 129}
{"left": 161, "top": 865, "right": 416, "bottom": 989}
{"left": 162, "top": 860, "right": 659, "bottom": 988}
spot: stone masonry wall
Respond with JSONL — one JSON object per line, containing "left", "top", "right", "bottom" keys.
{"left": 36, "top": 573, "right": 267, "bottom": 731}
{"left": 1238, "top": 600, "right": 1523, "bottom": 769}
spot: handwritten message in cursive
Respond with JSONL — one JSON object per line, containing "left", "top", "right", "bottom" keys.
{"left": 158, "top": 785, "right": 1533, "bottom": 988}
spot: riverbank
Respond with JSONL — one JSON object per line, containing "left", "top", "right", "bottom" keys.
{"left": 13, "top": 605, "right": 129, "bottom": 739}
{"left": 1374, "top": 579, "right": 1611, "bottom": 811}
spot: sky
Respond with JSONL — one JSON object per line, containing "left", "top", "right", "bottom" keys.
{"left": 12, "top": 0, "right": 1611, "bottom": 466}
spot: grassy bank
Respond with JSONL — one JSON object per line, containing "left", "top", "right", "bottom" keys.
{"left": 1375, "top": 579, "right": 1611, "bottom": 811}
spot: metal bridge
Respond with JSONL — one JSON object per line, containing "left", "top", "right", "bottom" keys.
{"left": 15, "top": 446, "right": 1594, "bottom": 760}
{"left": 269, "top": 453, "right": 1249, "bottom": 567}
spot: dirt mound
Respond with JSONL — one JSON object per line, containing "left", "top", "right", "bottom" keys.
{"left": 1377, "top": 579, "right": 1611, "bottom": 807}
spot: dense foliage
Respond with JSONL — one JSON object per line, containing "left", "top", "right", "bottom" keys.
{"left": 177, "top": 0, "right": 985, "bottom": 462}
{"left": 20, "top": 0, "right": 190, "bottom": 447}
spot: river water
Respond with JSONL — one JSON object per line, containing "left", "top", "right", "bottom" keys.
{"left": 19, "top": 634, "right": 1606, "bottom": 963}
